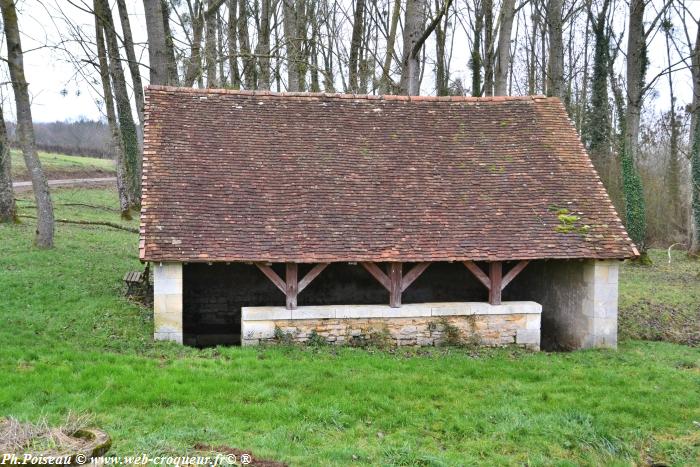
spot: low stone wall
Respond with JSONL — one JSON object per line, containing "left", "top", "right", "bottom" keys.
{"left": 241, "top": 302, "right": 542, "bottom": 349}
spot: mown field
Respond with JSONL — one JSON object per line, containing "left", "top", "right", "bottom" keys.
{"left": 1, "top": 187, "right": 699, "bottom": 466}
{"left": 10, "top": 150, "right": 115, "bottom": 181}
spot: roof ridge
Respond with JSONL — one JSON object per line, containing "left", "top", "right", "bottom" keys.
{"left": 146, "top": 85, "right": 555, "bottom": 103}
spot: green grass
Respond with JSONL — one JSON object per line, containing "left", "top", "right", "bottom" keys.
{"left": 620, "top": 249, "right": 700, "bottom": 345}
{"left": 11, "top": 150, "right": 115, "bottom": 180}
{"left": 1, "top": 188, "right": 699, "bottom": 465}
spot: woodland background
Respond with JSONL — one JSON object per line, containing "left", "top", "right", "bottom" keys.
{"left": 0, "top": 0, "right": 698, "bottom": 256}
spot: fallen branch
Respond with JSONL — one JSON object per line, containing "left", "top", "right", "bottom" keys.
{"left": 16, "top": 201, "right": 121, "bottom": 213}
{"left": 18, "top": 215, "right": 138, "bottom": 233}
{"left": 667, "top": 242, "right": 686, "bottom": 264}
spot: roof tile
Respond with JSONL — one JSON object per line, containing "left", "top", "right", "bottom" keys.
{"left": 140, "top": 86, "right": 638, "bottom": 263}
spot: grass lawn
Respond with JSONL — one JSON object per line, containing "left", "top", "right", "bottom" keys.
{"left": 11, "top": 150, "right": 116, "bottom": 181}
{"left": 619, "top": 249, "right": 700, "bottom": 345}
{"left": 1, "top": 188, "right": 699, "bottom": 465}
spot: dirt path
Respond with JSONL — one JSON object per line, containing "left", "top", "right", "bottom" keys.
{"left": 13, "top": 177, "right": 116, "bottom": 192}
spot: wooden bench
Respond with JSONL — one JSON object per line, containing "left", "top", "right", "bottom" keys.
{"left": 123, "top": 268, "right": 147, "bottom": 296}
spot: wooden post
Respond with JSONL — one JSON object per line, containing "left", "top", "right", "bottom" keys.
{"left": 389, "top": 262, "right": 402, "bottom": 308}
{"left": 286, "top": 263, "right": 298, "bottom": 309}
{"left": 488, "top": 261, "right": 502, "bottom": 305}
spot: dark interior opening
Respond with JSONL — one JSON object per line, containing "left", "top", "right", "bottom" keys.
{"left": 183, "top": 261, "right": 526, "bottom": 347}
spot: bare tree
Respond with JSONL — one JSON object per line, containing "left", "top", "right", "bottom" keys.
{"left": 1, "top": 0, "right": 54, "bottom": 247}
{"left": 348, "top": 0, "right": 366, "bottom": 93}
{"left": 690, "top": 15, "right": 700, "bottom": 254}
{"left": 237, "top": 0, "right": 255, "bottom": 88}
{"left": 621, "top": 0, "right": 670, "bottom": 255}
{"left": 471, "top": 0, "right": 484, "bottom": 96}
{"left": 400, "top": 0, "right": 453, "bottom": 95}
{"left": 545, "top": 0, "right": 564, "bottom": 99}
{"left": 116, "top": 0, "right": 145, "bottom": 122}
{"left": 482, "top": 0, "right": 494, "bottom": 95}
{"left": 284, "top": 0, "right": 310, "bottom": 91}
{"left": 662, "top": 15, "right": 680, "bottom": 226}
{"left": 380, "top": 0, "right": 401, "bottom": 94}
{"left": 494, "top": 0, "right": 516, "bottom": 96}
{"left": 143, "top": 0, "right": 178, "bottom": 85}
{"left": 399, "top": 0, "right": 427, "bottom": 95}
{"left": 97, "top": 0, "right": 141, "bottom": 207}
{"left": 227, "top": 0, "right": 241, "bottom": 88}
{"left": 0, "top": 104, "right": 15, "bottom": 223}
{"left": 95, "top": 5, "right": 131, "bottom": 219}
{"left": 205, "top": 0, "right": 225, "bottom": 87}
{"left": 256, "top": 0, "right": 273, "bottom": 90}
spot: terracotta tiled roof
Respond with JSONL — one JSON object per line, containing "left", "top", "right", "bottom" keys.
{"left": 140, "top": 86, "right": 638, "bottom": 263}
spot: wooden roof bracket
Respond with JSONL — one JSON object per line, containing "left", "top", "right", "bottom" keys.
{"left": 255, "top": 262, "right": 329, "bottom": 310}
{"left": 360, "top": 262, "right": 431, "bottom": 308}
{"left": 463, "top": 260, "right": 530, "bottom": 305}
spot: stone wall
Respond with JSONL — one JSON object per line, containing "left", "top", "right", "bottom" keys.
{"left": 242, "top": 302, "right": 542, "bottom": 349}
{"left": 509, "top": 259, "right": 619, "bottom": 349}
{"left": 153, "top": 263, "right": 183, "bottom": 343}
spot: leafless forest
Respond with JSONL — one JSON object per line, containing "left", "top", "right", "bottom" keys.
{"left": 0, "top": 0, "right": 698, "bottom": 257}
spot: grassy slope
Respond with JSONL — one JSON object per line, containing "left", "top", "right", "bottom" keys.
{"left": 1, "top": 188, "right": 699, "bottom": 466}
{"left": 11, "top": 150, "right": 115, "bottom": 180}
{"left": 620, "top": 250, "right": 700, "bottom": 345}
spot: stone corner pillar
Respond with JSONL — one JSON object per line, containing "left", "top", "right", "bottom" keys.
{"left": 580, "top": 259, "right": 619, "bottom": 349}
{"left": 153, "top": 262, "right": 183, "bottom": 344}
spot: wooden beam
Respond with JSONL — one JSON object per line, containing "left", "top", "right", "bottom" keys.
{"left": 489, "top": 262, "right": 502, "bottom": 305}
{"left": 401, "top": 262, "right": 430, "bottom": 292}
{"left": 389, "top": 262, "right": 402, "bottom": 308}
{"left": 298, "top": 263, "right": 329, "bottom": 293}
{"left": 501, "top": 260, "right": 530, "bottom": 290}
{"left": 360, "top": 262, "right": 391, "bottom": 291}
{"left": 285, "top": 263, "right": 298, "bottom": 310}
{"left": 255, "top": 263, "right": 285, "bottom": 293}
{"left": 463, "top": 261, "right": 491, "bottom": 289}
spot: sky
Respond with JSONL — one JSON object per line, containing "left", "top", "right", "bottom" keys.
{"left": 1, "top": 0, "right": 149, "bottom": 122}
{"left": 2, "top": 0, "right": 697, "bottom": 124}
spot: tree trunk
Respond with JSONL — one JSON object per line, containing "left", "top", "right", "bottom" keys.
{"left": 161, "top": 0, "right": 179, "bottom": 82}
{"left": 690, "top": 23, "right": 700, "bottom": 255}
{"left": 116, "top": 0, "right": 145, "bottom": 124}
{"left": 482, "top": 0, "right": 494, "bottom": 96}
{"left": 622, "top": 0, "right": 647, "bottom": 253}
{"left": 227, "top": 0, "right": 241, "bottom": 88}
{"left": 309, "top": 3, "right": 321, "bottom": 92}
{"left": 545, "top": 0, "right": 564, "bottom": 99}
{"left": 217, "top": 10, "right": 226, "bottom": 84}
{"left": 283, "top": 0, "right": 308, "bottom": 91}
{"left": 399, "top": 0, "right": 426, "bottom": 95}
{"left": 584, "top": 0, "right": 611, "bottom": 168}
{"left": 205, "top": 0, "right": 219, "bottom": 87}
{"left": 471, "top": 1, "right": 483, "bottom": 96}
{"left": 664, "top": 20, "right": 680, "bottom": 227}
{"left": 0, "top": 104, "right": 15, "bottom": 223}
{"left": 143, "top": 0, "right": 176, "bottom": 85}
{"left": 256, "top": 0, "right": 272, "bottom": 90}
{"left": 434, "top": 0, "right": 449, "bottom": 96}
{"left": 1, "top": 0, "right": 54, "bottom": 247}
{"left": 493, "top": 0, "right": 515, "bottom": 96}
{"left": 98, "top": 0, "right": 141, "bottom": 208}
{"left": 238, "top": 0, "right": 256, "bottom": 88}
{"left": 379, "top": 0, "right": 401, "bottom": 94}
{"left": 184, "top": 3, "right": 205, "bottom": 87}
{"left": 348, "top": 0, "right": 365, "bottom": 93}
{"left": 95, "top": 16, "right": 131, "bottom": 219}
{"left": 527, "top": 7, "right": 538, "bottom": 95}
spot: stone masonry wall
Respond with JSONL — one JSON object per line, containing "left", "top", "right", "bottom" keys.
{"left": 509, "top": 259, "right": 619, "bottom": 349}
{"left": 153, "top": 262, "right": 183, "bottom": 343}
{"left": 242, "top": 302, "right": 542, "bottom": 349}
